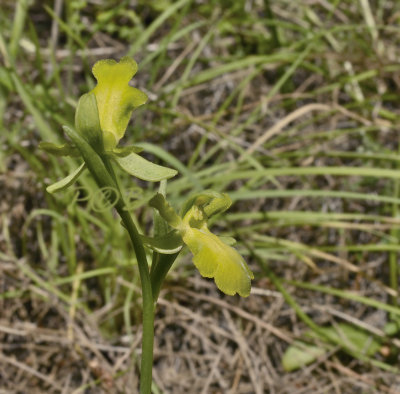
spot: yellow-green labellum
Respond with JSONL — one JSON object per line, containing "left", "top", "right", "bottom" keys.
{"left": 91, "top": 57, "right": 148, "bottom": 150}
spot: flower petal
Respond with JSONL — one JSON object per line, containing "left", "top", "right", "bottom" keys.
{"left": 91, "top": 57, "right": 147, "bottom": 149}
{"left": 183, "top": 227, "right": 253, "bottom": 297}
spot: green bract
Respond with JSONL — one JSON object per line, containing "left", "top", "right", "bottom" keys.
{"left": 149, "top": 193, "right": 254, "bottom": 297}
{"left": 91, "top": 57, "right": 148, "bottom": 150}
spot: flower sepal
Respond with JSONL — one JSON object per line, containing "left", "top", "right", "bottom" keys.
{"left": 75, "top": 92, "right": 103, "bottom": 153}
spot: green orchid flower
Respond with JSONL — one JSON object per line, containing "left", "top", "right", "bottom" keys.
{"left": 74, "top": 56, "right": 147, "bottom": 151}
{"left": 90, "top": 57, "right": 148, "bottom": 150}
{"left": 43, "top": 57, "right": 176, "bottom": 193}
{"left": 149, "top": 192, "right": 254, "bottom": 297}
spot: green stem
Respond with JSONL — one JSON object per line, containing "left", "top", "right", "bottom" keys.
{"left": 149, "top": 180, "right": 179, "bottom": 302}
{"left": 63, "top": 127, "right": 155, "bottom": 392}
{"left": 102, "top": 156, "right": 154, "bottom": 394}
{"left": 150, "top": 252, "right": 179, "bottom": 302}
{"left": 117, "top": 204, "right": 154, "bottom": 393}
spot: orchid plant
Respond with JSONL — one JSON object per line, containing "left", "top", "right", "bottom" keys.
{"left": 41, "top": 57, "right": 253, "bottom": 393}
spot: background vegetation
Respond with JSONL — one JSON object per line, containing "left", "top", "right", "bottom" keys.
{"left": 1, "top": 0, "right": 400, "bottom": 392}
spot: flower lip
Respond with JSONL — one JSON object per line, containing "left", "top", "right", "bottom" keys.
{"left": 182, "top": 225, "right": 254, "bottom": 297}
{"left": 90, "top": 57, "right": 148, "bottom": 150}
{"left": 92, "top": 57, "right": 138, "bottom": 84}
{"left": 181, "top": 204, "right": 254, "bottom": 297}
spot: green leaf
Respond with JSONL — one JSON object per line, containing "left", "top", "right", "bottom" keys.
{"left": 108, "top": 145, "right": 144, "bottom": 157}
{"left": 149, "top": 193, "right": 182, "bottom": 228}
{"left": 39, "top": 141, "right": 80, "bottom": 157}
{"left": 114, "top": 152, "right": 177, "bottom": 182}
{"left": 141, "top": 231, "right": 183, "bottom": 254}
{"left": 282, "top": 340, "right": 326, "bottom": 372}
{"left": 306, "top": 323, "right": 381, "bottom": 355}
{"left": 136, "top": 141, "right": 201, "bottom": 189}
{"left": 46, "top": 162, "right": 86, "bottom": 194}
{"left": 282, "top": 323, "right": 381, "bottom": 372}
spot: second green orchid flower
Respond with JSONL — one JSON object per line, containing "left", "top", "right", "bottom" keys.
{"left": 149, "top": 191, "right": 254, "bottom": 297}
